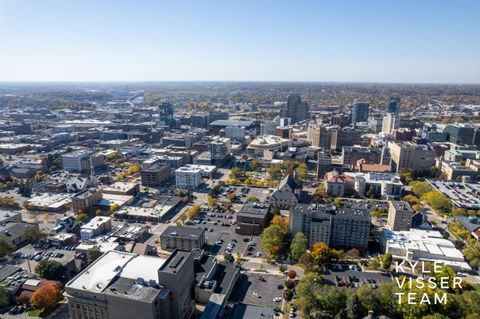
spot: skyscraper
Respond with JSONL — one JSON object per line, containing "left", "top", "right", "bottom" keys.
{"left": 387, "top": 97, "right": 401, "bottom": 114}
{"left": 159, "top": 101, "right": 175, "bottom": 127}
{"left": 284, "top": 94, "right": 309, "bottom": 124}
{"left": 351, "top": 102, "right": 369, "bottom": 125}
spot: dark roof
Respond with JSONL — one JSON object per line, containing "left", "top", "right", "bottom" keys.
{"left": 455, "top": 216, "right": 480, "bottom": 233}
{"left": 159, "top": 249, "right": 192, "bottom": 274}
{"left": 271, "top": 189, "right": 297, "bottom": 201}
{"left": 238, "top": 201, "right": 270, "bottom": 219}
{"left": 231, "top": 304, "right": 274, "bottom": 319}
{"left": 278, "top": 174, "right": 298, "bottom": 191}
{"left": 161, "top": 226, "right": 205, "bottom": 240}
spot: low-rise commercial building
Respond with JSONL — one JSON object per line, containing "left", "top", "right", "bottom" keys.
{"left": 72, "top": 189, "right": 102, "bottom": 214}
{"left": 160, "top": 226, "right": 205, "bottom": 251}
{"left": 236, "top": 201, "right": 271, "bottom": 235}
{"left": 381, "top": 228, "right": 471, "bottom": 271}
{"left": 65, "top": 250, "right": 195, "bottom": 319}
{"left": 140, "top": 163, "right": 171, "bottom": 187}
{"left": 175, "top": 164, "right": 216, "bottom": 189}
{"left": 80, "top": 216, "right": 113, "bottom": 240}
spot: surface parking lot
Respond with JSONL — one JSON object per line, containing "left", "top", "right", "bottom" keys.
{"left": 230, "top": 273, "right": 285, "bottom": 308}
{"left": 183, "top": 204, "right": 263, "bottom": 257}
{"left": 324, "top": 264, "right": 392, "bottom": 288}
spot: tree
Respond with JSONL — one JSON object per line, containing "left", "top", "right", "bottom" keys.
{"left": 287, "top": 269, "right": 297, "bottom": 279}
{"left": 0, "top": 286, "right": 8, "bottom": 308}
{"left": 298, "top": 252, "right": 314, "bottom": 272}
{"left": 334, "top": 198, "right": 342, "bottom": 207}
{"left": 381, "top": 253, "right": 392, "bottom": 270}
{"left": 295, "top": 272, "right": 326, "bottom": 319}
{"left": 290, "top": 232, "right": 308, "bottom": 261}
{"left": 250, "top": 159, "right": 259, "bottom": 170}
{"left": 410, "top": 181, "right": 433, "bottom": 197}
{"left": 295, "top": 163, "right": 308, "bottom": 181}
{"left": 463, "top": 244, "right": 480, "bottom": 268}
{"left": 207, "top": 195, "right": 217, "bottom": 206}
{"left": 226, "top": 193, "right": 236, "bottom": 201}
{"left": 76, "top": 213, "right": 87, "bottom": 221}
{"left": 403, "top": 194, "right": 421, "bottom": 206}
{"left": 235, "top": 252, "right": 243, "bottom": 267}
{"left": 35, "top": 260, "right": 66, "bottom": 281}
{"left": 267, "top": 164, "right": 283, "bottom": 181}
{"left": 110, "top": 203, "right": 120, "bottom": 213}
{"left": 346, "top": 294, "right": 366, "bottom": 319}
{"left": 366, "top": 185, "right": 376, "bottom": 199}
{"left": 22, "top": 226, "right": 43, "bottom": 244}
{"left": 421, "top": 191, "right": 451, "bottom": 214}
{"left": 95, "top": 209, "right": 103, "bottom": 216}
{"left": 310, "top": 242, "right": 341, "bottom": 268}
{"left": 0, "top": 238, "right": 15, "bottom": 258}
{"left": 87, "top": 246, "right": 103, "bottom": 265}
{"left": 246, "top": 196, "right": 259, "bottom": 202}
{"left": 186, "top": 204, "right": 201, "bottom": 219}
{"left": 30, "top": 283, "right": 62, "bottom": 312}
{"left": 260, "top": 216, "right": 291, "bottom": 260}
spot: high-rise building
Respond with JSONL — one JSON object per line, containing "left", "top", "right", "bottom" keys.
{"left": 210, "top": 138, "right": 231, "bottom": 164}
{"left": 389, "top": 142, "right": 436, "bottom": 173}
{"left": 289, "top": 204, "right": 371, "bottom": 249}
{"left": 260, "top": 121, "right": 276, "bottom": 136}
{"left": 351, "top": 102, "right": 369, "bottom": 125}
{"left": 225, "top": 125, "right": 245, "bottom": 142}
{"left": 158, "top": 101, "right": 175, "bottom": 127}
{"left": 283, "top": 94, "right": 309, "bottom": 124}
{"left": 387, "top": 97, "right": 401, "bottom": 114}
{"left": 308, "top": 124, "right": 332, "bottom": 148}
{"left": 387, "top": 200, "right": 413, "bottom": 231}
{"left": 382, "top": 113, "right": 399, "bottom": 133}
{"left": 444, "top": 123, "right": 478, "bottom": 146}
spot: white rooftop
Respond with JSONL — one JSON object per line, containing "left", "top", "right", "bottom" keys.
{"left": 67, "top": 250, "right": 166, "bottom": 293}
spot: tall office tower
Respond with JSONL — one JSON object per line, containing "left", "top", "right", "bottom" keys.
{"left": 387, "top": 200, "right": 413, "bottom": 231}
{"left": 284, "top": 94, "right": 309, "bottom": 124}
{"left": 351, "top": 102, "right": 370, "bottom": 125}
{"left": 159, "top": 101, "right": 175, "bottom": 127}
{"left": 387, "top": 97, "right": 401, "bottom": 114}
{"left": 444, "top": 123, "right": 477, "bottom": 145}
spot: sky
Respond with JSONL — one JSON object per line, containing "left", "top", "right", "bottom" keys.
{"left": 0, "top": 0, "right": 479, "bottom": 83}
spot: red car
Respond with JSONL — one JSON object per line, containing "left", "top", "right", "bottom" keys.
{"left": 258, "top": 276, "right": 266, "bottom": 282}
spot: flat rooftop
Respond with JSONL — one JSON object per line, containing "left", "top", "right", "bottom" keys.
{"left": 67, "top": 250, "right": 166, "bottom": 293}
{"left": 159, "top": 250, "right": 191, "bottom": 274}
{"left": 161, "top": 226, "right": 204, "bottom": 240}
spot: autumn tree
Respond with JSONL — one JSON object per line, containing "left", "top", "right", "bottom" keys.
{"left": 186, "top": 204, "right": 201, "bottom": 219}
{"left": 260, "top": 216, "right": 291, "bottom": 260}
{"left": 22, "top": 226, "right": 44, "bottom": 244}
{"left": 295, "top": 163, "right": 308, "bottom": 181}
{"left": 310, "top": 242, "right": 341, "bottom": 269}
{"left": 30, "top": 283, "right": 62, "bottom": 312}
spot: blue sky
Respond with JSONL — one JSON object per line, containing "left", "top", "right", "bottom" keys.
{"left": 0, "top": 0, "right": 479, "bottom": 83}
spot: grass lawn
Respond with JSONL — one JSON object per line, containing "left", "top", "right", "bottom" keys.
{"left": 472, "top": 283, "right": 480, "bottom": 291}
{"left": 27, "top": 309, "right": 43, "bottom": 317}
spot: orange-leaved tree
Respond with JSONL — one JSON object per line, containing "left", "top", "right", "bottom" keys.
{"left": 30, "top": 283, "right": 62, "bottom": 312}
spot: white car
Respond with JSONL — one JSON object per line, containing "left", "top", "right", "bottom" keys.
{"left": 273, "top": 297, "right": 282, "bottom": 302}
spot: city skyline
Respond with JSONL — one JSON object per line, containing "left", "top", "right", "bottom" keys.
{"left": 0, "top": 0, "right": 479, "bottom": 83}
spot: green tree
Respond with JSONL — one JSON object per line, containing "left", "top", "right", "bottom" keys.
{"left": 290, "top": 232, "right": 308, "bottom": 262}
{"left": 410, "top": 181, "right": 433, "bottom": 196}
{"left": 381, "top": 253, "right": 393, "bottom": 270}
{"left": 246, "top": 196, "right": 259, "bottom": 202}
{"left": 295, "top": 163, "right": 308, "bottom": 181}
{"left": 295, "top": 272, "right": 325, "bottom": 319}
{"left": 463, "top": 244, "right": 480, "bottom": 268}
{"left": 87, "top": 246, "right": 103, "bottom": 265}
{"left": 0, "top": 285, "right": 8, "bottom": 308}
{"left": 267, "top": 164, "right": 283, "bottom": 181}
{"left": 35, "top": 260, "right": 66, "bottom": 281}
{"left": 250, "top": 159, "right": 259, "bottom": 170}
{"left": 346, "top": 294, "right": 365, "bottom": 319}
{"left": 22, "top": 226, "right": 43, "bottom": 244}
{"left": 0, "top": 238, "right": 15, "bottom": 258}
